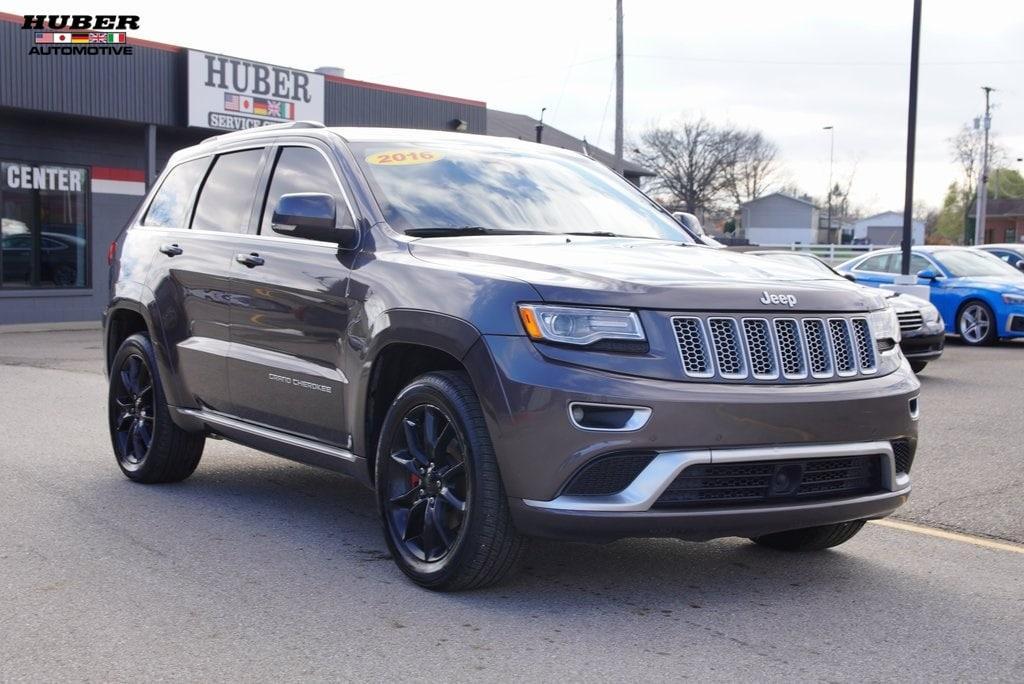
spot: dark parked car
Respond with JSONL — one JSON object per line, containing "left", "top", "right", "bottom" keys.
{"left": 104, "top": 123, "right": 920, "bottom": 590}
{"left": 977, "top": 244, "right": 1024, "bottom": 272}
{"left": 1, "top": 231, "right": 83, "bottom": 287}
{"left": 750, "top": 251, "right": 944, "bottom": 372}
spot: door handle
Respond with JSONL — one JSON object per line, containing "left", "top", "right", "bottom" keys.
{"left": 235, "top": 252, "right": 265, "bottom": 268}
{"left": 159, "top": 243, "right": 183, "bottom": 257}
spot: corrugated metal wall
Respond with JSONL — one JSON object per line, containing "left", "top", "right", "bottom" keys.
{"left": 0, "top": 21, "right": 180, "bottom": 125}
{"left": 326, "top": 82, "right": 486, "bottom": 133}
{"left": 0, "top": 19, "right": 486, "bottom": 132}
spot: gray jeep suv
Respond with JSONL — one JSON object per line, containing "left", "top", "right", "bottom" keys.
{"left": 104, "top": 122, "right": 920, "bottom": 590}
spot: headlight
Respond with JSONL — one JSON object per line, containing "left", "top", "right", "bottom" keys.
{"left": 517, "top": 304, "right": 645, "bottom": 345}
{"left": 1002, "top": 293, "right": 1024, "bottom": 305}
{"left": 869, "top": 307, "right": 901, "bottom": 345}
{"left": 920, "top": 302, "right": 941, "bottom": 323}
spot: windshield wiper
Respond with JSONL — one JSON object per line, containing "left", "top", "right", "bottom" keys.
{"left": 405, "top": 226, "right": 543, "bottom": 238}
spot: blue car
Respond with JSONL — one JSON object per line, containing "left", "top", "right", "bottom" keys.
{"left": 836, "top": 246, "right": 1024, "bottom": 346}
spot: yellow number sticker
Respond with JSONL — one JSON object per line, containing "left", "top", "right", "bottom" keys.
{"left": 365, "top": 150, "right": 445, "bottom": 166}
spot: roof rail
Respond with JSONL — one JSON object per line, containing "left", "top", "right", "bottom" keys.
{"left": 203, "top": 120, "right": 326, "bottom": 144}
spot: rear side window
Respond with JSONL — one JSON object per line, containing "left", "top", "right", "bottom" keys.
{"left": 260, "top": 146, "right": 349, "bottom": 234}
{"left": 142, "top": 158, "right": 209, "bottom": 227}
{"left": 192, "top": 149, "right": 265, "bottom": 233}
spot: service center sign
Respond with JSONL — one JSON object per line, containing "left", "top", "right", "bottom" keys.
{"left": 187, "top": 50, "right": 325, "bottom": 131}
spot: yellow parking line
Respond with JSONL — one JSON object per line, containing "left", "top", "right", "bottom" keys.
{"left": 871, "top": 519, "right": 1024, "bottom": 555}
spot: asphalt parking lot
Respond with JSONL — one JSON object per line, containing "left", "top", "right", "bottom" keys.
{"left": 1, "top": 328, "right": 1021, "bottom": 681}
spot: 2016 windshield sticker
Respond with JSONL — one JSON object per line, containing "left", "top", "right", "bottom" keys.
{"left": 365, "top": 150, "right": 445, "bottom": 166}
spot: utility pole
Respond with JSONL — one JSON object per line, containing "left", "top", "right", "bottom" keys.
{"left": 614, "top": 0, "right": 624, "bottom": 174}
{"left": 975, "top": 86, "right": 995, "bottom": 245}
{"left": 824, "top": 125, "right": 835, "bottom": 244}
{"left": 900, "top": 0, "right": 922, "bottom": 276}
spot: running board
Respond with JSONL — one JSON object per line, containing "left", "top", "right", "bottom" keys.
{"left": 172, "top": 407, "right": 365, "bottom": 478}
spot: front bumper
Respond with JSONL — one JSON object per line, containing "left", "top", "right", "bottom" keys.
{"left": 475, "top": 335, "right": 920, "bottom": 541}
{"left": 900, "top": 323, "right": 945, "bottom": 361}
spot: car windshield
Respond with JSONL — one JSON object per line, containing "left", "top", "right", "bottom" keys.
{"left": 933, "top": 250, "right": 1024, "bottom": 278}
{"left": 348, "top": 140, "right": 694, "bottom": 242}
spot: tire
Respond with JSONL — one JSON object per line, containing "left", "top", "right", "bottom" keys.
{"left": 108, "top": 333, "right": 204, "bottom": 483}
{"left": 956, "top": 301, "right": 997, "bottom": 346}
{"left": 750, "top": 520, "right": 866, "bottom": 551}
{"left": 909, "top": 360, "right": 928, "bottom": 373}
{"left": 375, "top": 371, "right": 526, "bottom": 590}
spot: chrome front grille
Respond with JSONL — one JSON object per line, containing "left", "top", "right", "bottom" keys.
{"left": 672, "top": 314, "right": 877, "bottom": 382}
{"left": 896, "top": 310, "right": 924, "bottom": 331}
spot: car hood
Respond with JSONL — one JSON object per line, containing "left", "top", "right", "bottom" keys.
{"left": 408, "top": 236, "right": 887, "bottom": 312}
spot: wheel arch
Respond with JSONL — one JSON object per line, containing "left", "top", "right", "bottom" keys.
{"left": 356, "top": 309, "right": 493, "bottom": 485}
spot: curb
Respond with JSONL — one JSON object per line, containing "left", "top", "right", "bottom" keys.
{"left": 0, "top": 321, "right": 101, "bottom": 334}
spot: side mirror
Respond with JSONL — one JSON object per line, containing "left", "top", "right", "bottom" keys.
{"left": 843, "top": 273, "right": 857, "bottom": 282}
{"left": 272, "top": 193, "right": 358, "bottom": 247}
{"left": 916, "top": 268, "right": 940, "bottom": 281}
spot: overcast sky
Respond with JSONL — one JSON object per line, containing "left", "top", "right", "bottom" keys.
{"left": 21, "top": 1, "right": 1022, "bottom": 213}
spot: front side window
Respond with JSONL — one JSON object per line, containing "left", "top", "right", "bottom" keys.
{"left": 908, "top": 254, "right": 933, "bottom": 274}
{"left": 856, "top": 253, "right": 894, "bottom": 273}
{"left": 192, "top": 149, "right": 265, "bottom": 233}
{"left": 143, "top": 158, "right": 209, "bottom": 228}
{"left": 260, "top": 147, "right": 350, "bottom": 234}
{"left": 1, "top": 161, "right": 88, "bottom": 289}
{"left": 349, "top": 140, "right": 693, "bottom": 242}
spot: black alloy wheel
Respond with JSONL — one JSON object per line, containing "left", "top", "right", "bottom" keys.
{"left": 110, "top": 352, "right": 155, "bottom": 470}
{"left": 382, "top": 403, "right": 468, "bottom": 563}
{"left": 107, "top": 333, "right": 204, "bottom": 483}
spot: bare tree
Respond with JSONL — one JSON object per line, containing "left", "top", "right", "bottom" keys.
{"left": 723, "top": 131, "right": 780, "bottom": 207}
{"left": 632, "top": 117, "right": 738, "bottom": 214}
{"left": 949, "top": 123, "right": 1005, "bottom": 233}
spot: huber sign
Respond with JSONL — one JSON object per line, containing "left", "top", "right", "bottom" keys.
{"left": 187, "top": 50, "right": 325, "bottom": 131}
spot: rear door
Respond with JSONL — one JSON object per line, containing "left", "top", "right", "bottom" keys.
{"left": 144, "top": 147, "right": 267, "bottom": 413}
{"left": 226, "top": 142, "right": 358, "bottom": 447}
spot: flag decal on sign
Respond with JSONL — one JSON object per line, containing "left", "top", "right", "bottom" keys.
{"left": 223, "top": 93, "right": 295, "bottom": 120}
{"left": 35, "top": 32, "right": 126, "bottom": 44}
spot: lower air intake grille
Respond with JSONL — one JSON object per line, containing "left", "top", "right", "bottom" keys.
{"left": 562, "top": 452, "right": 657, "bottom": 496}
{"left": 892, "top": 439, "right": 915, "bottom": 474}
{"left": 897, "top": 310, "right": 924, "bottom": 331}
{"left": 653, "top": 454, "right": 883, "bottom": 508}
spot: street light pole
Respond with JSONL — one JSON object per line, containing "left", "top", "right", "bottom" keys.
{"left": 614, "top": 0, "right": 624, "bottom": 174}
{"left": 975, "top": 86, "right": 994, "bottom": 246}
{"left": 900, "top": 0, "right": 922, "bottom": 275}
{"left": 824, "top": 125, "right": 834, "bottom": 244}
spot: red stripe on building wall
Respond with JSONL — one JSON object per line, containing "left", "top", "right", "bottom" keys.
{"left": 92, "top": 166, "right": 146, "bottom": 182}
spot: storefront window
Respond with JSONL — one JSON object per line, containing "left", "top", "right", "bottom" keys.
{"left": 1, "top": 161, "right": 89, "bottom": 289}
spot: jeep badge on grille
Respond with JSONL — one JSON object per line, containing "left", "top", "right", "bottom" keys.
{"left": 760, "top": 291, "right": 798, "bottom": 307}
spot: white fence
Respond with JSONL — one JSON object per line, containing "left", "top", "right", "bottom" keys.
{"left": 728, "top": 243, "right": 887, "bottom": 265}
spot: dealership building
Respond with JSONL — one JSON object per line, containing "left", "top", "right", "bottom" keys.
{"left": 1, "top": 13, "right": 647, "bottom": 326}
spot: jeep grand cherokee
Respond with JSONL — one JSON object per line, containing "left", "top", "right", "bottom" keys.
{"left": 104, "top": 122, "right": 920, "bottom": 590}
